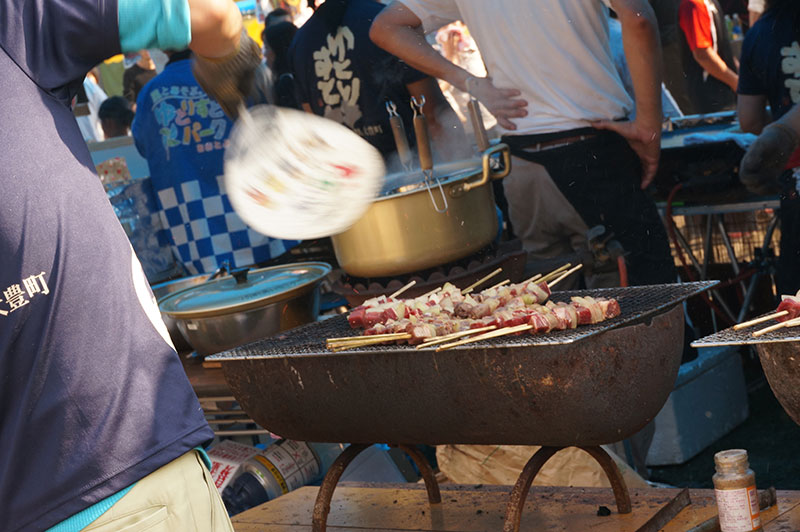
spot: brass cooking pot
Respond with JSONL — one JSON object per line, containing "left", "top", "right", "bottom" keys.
{"left": 332, "top": 144, "right": 510, "bottom": 278}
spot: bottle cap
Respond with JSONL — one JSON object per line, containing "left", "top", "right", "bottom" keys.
{"left": 714, "top": 449, "right": 749, "bottom": 470}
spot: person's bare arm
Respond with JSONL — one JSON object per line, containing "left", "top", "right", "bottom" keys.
{"left": 593, "top": 0, "right": 662, "bottom": 189}
{"left": 737, "top": 94, "right": 769, "bottom": 134}
{"left": 187, "top": 0, "right": 243, "bottom": 58}
{"left": 692, "top": 47, "right": 739, "bottom": 91}
{"left": 188, "top": 0, "right": 262, "bottom": 118}
{"left": 370, "top": 2, "right": 527, "bottom": 130}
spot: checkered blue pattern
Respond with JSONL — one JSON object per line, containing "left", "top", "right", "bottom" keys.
{"left": 132, "top": 58, "right": 298, "bottom": 275}
{"left": 156, "top": 176, "right": 298, "bottom": 275}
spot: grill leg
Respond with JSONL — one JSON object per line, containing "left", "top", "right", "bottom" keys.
{"left": 578, "top": 445, "right": 632, "bottom": 513}
{"left": 502, "top": 445, "right": 631, "bottom": 532}
{"left": 395, "top": 444, "right": 442, "bottom": 504}
{"left": 312, "top": 443, "right": 370, "bottom": 532}
{"left": 312, "top": 443, "right": 442, "bottom": 531}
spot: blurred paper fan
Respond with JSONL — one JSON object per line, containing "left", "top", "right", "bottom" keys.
{"left": 225, "top": 105, "right": 384, "bottom": 240}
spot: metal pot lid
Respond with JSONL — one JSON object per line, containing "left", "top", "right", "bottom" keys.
{"left": 380, "top": 158, "right": 482, "bottom": 198}
{"left": 159, "top": 262, "right": 332, "bottom": 319}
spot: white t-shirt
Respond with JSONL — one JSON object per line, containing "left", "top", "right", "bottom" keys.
{"left": 399, "top": 0, "right": 634, "bottom": 135}
{"left": 747, "top": 0, "right": 764, "bottom": 14}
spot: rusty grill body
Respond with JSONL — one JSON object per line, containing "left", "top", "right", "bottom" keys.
{"left": 211, "top": 282, "right": 713, "bottom": 447}
{"left": 693, "top": 319, "right": 800, "bottom": 426}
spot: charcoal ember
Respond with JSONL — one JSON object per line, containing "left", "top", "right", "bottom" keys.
{"left": 449, "top": 266, "right": 466, "bottom": 276}
{"left": 354, "top": 283, "right": 367, "bottom": 293}
{"left": 596, "top": 506, "right": 611, "bottom": 517}
{"left": 428, "top": 271, "right": 446, "bottom": 283}
{"left": 385, "top": 279, "right": 404, "bottom": 292}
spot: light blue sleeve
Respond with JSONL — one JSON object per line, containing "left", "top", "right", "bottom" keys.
{"left": 118, "top": 0, "right": 192, "bottom": 53}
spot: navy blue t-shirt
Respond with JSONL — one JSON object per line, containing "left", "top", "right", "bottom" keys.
{"left": 0, "top": 1, "right": 213, "bottom": 530}
{"left": 738, "top": 8, "right": 800, "bottom": 119}
{"left": 289, "top": 0, "right": 427, "bottom": 157}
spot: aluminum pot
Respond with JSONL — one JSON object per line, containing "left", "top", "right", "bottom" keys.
{"left": 331, "top": 144, "right": 510, "bottom": 278}
{"left": 159, "top": 262, "right": 331, "bottom": 357}
{"left": 151, "top": 272, "right": 211, "bottom": 351}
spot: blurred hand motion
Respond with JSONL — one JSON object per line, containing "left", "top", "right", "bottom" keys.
{"left": 739, "top": 122, "right": 800, "bottom": 196}
{"left": 192, "top": 30, "right": 262, "bottom": 119}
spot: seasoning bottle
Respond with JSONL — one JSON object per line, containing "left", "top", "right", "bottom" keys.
{"left": 713, "top": 449, "right": 762, "bottom": 532}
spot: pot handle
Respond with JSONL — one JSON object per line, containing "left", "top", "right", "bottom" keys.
{"left": 458, "top": 143, "right": 511, "bottom": 194}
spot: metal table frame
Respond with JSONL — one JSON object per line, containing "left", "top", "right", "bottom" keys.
{"left": 657, "top": 198, "right": 780, "bottom": 327}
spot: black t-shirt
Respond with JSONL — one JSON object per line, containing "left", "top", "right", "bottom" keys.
{"left": 738, "top": 7, "right": 800, "bottom": 120}
{"left": 289, "top": 0, "right": 428, "bottom": 157}
{"left": 0, "top": 1, "right": 212, "bottom": 529}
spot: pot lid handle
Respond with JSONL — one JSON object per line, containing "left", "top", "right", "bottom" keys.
{"left": 231, "top": 267, "right": 250, "bottom": 285}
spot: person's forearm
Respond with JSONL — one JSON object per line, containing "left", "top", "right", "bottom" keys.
{"left": 692, "top": 48, "right": 738, "bottom": 91}
{"left": 371, "top": 5, "right": 471, "bottom": 92}
{"left": 737, "top": 94, "right": 770, "bottom": 134}
{"left": 187, "top": 0, "right": 242, "bottom": 58}
{"left": 614, "top": 0, "right": 663, "bottom": 131}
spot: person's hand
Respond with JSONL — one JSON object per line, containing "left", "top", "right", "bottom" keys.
{"left": 465, "top": 76, "right": 528, "bottom": 130}
{"left": 192, "top": 30, "right": 262, "bottom": 119}
{"left": 739, "top": 122, "right": 800, "bottom": 196}
{"left": 592, "top": 119, "right": 661, "bottom": 189}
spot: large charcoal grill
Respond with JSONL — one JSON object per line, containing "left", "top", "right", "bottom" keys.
{"left": 210, "top": 281, "right": 715, "bottom": 531}
{"left": 210, "top": 281, "right": 715, "bottom": 446}
{"left": 693, "top": 316, "right": 800, "bottom": 427}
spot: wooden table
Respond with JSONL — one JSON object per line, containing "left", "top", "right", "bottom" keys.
{"left": 231, "top": 483, "right": 800, "bottom": 531}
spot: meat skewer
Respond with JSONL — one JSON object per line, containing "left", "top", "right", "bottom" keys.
{"left": 752, "top": 316, "right": 800, "bottom": 338}
{"left": 734, "top": 290, "right": 800, "bottom": 330}
{"left": 462, "top": 267, "right": 503, "bottom": 294}
{"left": 415, "top": 325, "right": 497, "bottom": 349}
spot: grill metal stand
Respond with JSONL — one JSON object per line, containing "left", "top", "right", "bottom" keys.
{"left": 310, "top": 442, "right": 631, "bottom": 532}
{"left": 312, "top": 443, "right": 441, "bottom": 532}
{"left": 503, "top": 445, "right": 630, "bottom": 532}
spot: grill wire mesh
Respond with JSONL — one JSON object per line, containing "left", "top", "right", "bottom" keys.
{"left": 692, "top": 316, "right": 800, "bottom": 347}
{"left": 211, "top": 281, "right": 717, "bottom": 360}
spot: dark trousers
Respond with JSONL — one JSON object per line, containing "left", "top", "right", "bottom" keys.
{"left": 779, "top": 171, "right": 800, "bottom": 297}
{"left": 505, "top": 131, "right": 676, "bottom": 287}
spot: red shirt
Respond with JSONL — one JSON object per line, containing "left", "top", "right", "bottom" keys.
{"left": 679, "top": 0, "right": 716, "bottom": 50}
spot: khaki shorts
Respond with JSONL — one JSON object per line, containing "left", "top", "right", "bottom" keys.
{"left": 83, "top": 450, "right": 233, "bottom": 532}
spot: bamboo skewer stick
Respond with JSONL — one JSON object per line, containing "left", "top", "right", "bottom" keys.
{"left": 327, "top": 332, "right": 411, "bottom": 344}
{"left": 523, "top": 273, "right": 543, "bottom": 284}
{"left": 733, "top": 310, "right": 789, "bottom": 330}
{"left": 462, "top": 267, "right": 503, "bottom": 294}
{"left": 328, "top": 333, "right": 412, "bottom": 351}
{"left": 388, "top": 280, "right": 416, "bottom": 299}
{"left": 487, "top": 279, "right": 511, "bottom": 290}
{"left": 547, "top": 264, "right": 584, "bottom": 290}
{"left": 418, "top": 286, "right": 442, "bottom": 299}
{"left": 539, "top": 263, "right": 571, "bottom": 284}
{"left": 753, "top": 316, "right": 800, "bottom": 338}
{"left": 436, "top": 324, "right": 533, "bottom": 352}
{"left": 415, "top": 325, "right": 497, "bottom": 349}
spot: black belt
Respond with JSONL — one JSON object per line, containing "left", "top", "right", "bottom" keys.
{"left": 502, "top": 127, "right": 601, "bottom": 155}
